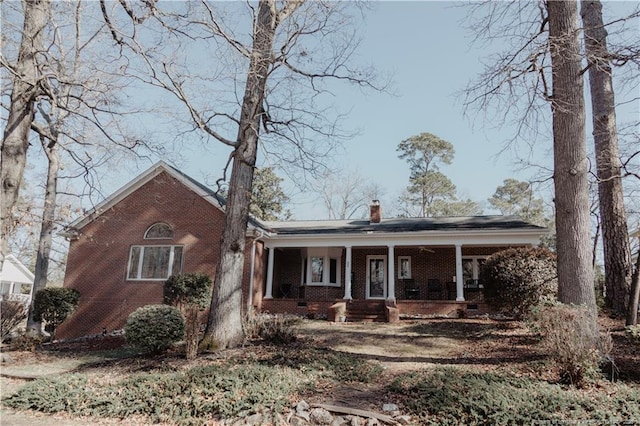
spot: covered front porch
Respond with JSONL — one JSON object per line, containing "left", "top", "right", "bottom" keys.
{"left": 259, "top": 243, "right": 498, "bottom": 321}
{"left": 254, "top": 213, "right": 545, "bottom": 321}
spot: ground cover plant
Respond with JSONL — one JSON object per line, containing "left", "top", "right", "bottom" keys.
{"left": 2, "top": 343, "right": 380, "bottom": 424}
{"left": 3, "top": 362, "right": 307, "bottom": 423}
{"left": 1, "top": 317, "right": 638, "bottom": 425}
{"left": 388, "top": 367, "right": 640, "bottom": 425}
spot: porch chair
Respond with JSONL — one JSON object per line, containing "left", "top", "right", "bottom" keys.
{"left": 403, "top": 279, "right": 420, "bottom": 299}
{"left": 427, "top": 279, "right": 442, "bottom": 300}
{"left": 447, "top": 281, "right": 457, "bottom": 300}
{"left": 280, "top": 283, "right": 292, "bottom": 298}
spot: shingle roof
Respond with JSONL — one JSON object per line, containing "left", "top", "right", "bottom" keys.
{"left": 262, "top": 215, "right": 545, "bottom": 235}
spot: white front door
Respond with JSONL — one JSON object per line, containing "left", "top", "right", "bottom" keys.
{"left": 366, "top": 255, "right": 387, "bottom": 299}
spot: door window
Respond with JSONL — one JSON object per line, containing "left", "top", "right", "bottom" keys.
{"left": 367, "top": 256, "right": 387, "bottom": 298}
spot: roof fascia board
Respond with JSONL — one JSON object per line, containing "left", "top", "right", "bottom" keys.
{"left": 264, "top": 229, "right": 545, "bottom": 248}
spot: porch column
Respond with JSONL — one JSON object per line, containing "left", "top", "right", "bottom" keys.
{"left": 387, "top": 244, "right": 396, "bottom": 301}
{"left": 265, "top": 247, "right": 274, "bottom": 299}
{"left": 455, "top": 244, "right": 464, "bottom": 301}
{"left": 247, "top": 239, "right": 257, "bottom": 310}
{"left": 343, "top": 245, "right": 353, "bottom": 300}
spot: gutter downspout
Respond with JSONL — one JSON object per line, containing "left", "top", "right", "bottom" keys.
{"left": 248, "top": 230, "right": 265, "bottom": 312}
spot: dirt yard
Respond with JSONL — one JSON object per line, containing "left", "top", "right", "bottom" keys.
{"left": 1, "top": 317, "right": 638, "bottom": 425}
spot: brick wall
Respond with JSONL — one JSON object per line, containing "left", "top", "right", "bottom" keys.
{"left": 273, "top": 248, "right": 303, "bottom": 298}
{"left": 57, "top": 171, "right": 255, "bottom": 339}
{"left": 263, "top": 245, "right": 518, "bottom": 304}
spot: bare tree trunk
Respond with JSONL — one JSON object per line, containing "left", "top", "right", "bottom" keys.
{"left": 592, "top": 219, "right": 600, "bottom": 268}
{"left": 547, "top": 0, "right": 596, "bottom": 311}
{"left": 581, "top": 0, "right": 633, "bottom": 316}
{"left": 627, "top": 252, "right": 640, "bottom": 326}
{"left": 27, "top": 138, "right": 59, "bottom": 333}
{"left": 204, "top": 0, "right": 278, "bottom": 349}
{"left": 1, "top": 0, "right": 49, "bottom": 270}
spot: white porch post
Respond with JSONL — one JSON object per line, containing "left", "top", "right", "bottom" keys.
{"left": 387, "top": 244, "right": 396, "bottom": 301}
{"left": 455, "top": 244, "right": 464, "bottom": 301}
{"left": 265, "top": 247, "right": 274, "bottom": 299}
{"left": 247, "top": 239, "right": 257, "bottom": 310}
{"left": 343, "top": 245, "right": 353, "bottom": 300}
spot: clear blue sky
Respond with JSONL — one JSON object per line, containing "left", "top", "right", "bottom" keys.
{"left": 286, "top": 1, "right": 537, "bottom": 219}
{"left": 177, "top": 1, "right": 556, "bottom": 219}
{"left": 177, "top": 1, "right": 636, "bottom": 220}
{"left": 24, "top": 1, "right": 637, "bottom": 221}
{"left": 292, "top": 1, "right": 637, "bottom": 219}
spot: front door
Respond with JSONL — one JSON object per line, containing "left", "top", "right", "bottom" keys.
{"left": 366, "top": 255, "right": 387, "bottom": 299}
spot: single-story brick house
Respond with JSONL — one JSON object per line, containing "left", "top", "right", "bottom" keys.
{"left": 57, "top": 162, "right": 548, "bottom": 339}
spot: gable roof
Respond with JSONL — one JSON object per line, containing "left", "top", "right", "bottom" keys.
{"left": 61, "top": 162, "right": 547, "bottom": 244}
{"left": 1, "top": 254, "right": 35, "bottom": 284}
{"left": 62, "top": 161, "right": 268, "bottom": 235}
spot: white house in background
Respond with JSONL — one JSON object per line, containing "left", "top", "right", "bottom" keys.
{"left": 0, "top": 254, "right": 35, "bottom": 305}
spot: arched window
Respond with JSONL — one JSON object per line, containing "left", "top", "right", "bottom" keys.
{"left": 128, "top": 223, "right": 181, "bottom": 280}
{"left": 144, "top": 223, "right": 173, "bottom": 239}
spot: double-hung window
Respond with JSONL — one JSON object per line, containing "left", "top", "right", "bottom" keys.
{"left": 398, "top": 256, "right": 412, "bottom": 279}
{"left": 127, "top": 223, "right": 183, "bottom": 280}
{"left": 303, "top": 248, "right": 341, "bottom": 287}
{"left": 462, "top": 256, "right": 486, "bottom": 287}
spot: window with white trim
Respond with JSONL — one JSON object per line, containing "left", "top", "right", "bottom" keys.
{"left": 462, "top": 256, "right": 487, "bottom": 287}
{"left": 144, "top": 222, "right": 173, "bottom": 239}
{"left": 302, "top": 248, "right": 341, "bottom": 287}
{"left": 398, "top": 256, "right": 412, "bottom": 279}
{"left": 311, "top": 257, "right": 324, "bottom": 283}
{"left": 127, "top": 245, "right": 183, "bottom": 280}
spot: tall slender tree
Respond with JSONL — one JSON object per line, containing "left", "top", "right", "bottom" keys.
{"left": 27, "top": 136, "right": 59, "bottom": 332}
{"left": 1, "top": 0, "right": 50, "bottom": 270}
{"left": 547, "top": 0, "right": 596, "bottom": 310}
{"left": 396, "top": 133, "right": 457, "bottom": 217}
{"left": 3, "top": 0, "right": 161, "bottom": 334}
{"left": 100, "top": 0, "right": 381, "bottom": 348}
{"left": 202, "top": 0, "right": 279, "bottom": 348}
{"left": 581, "top": 0, "right": 633, "bottom": 316}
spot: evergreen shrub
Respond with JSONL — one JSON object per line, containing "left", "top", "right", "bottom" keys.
{"left": 164, "top": 273, "right": 212, "bottom": 359}
{"left": 124, "top": 305, "right": 185, "bottom": 354}
{"left": 32, "top": 287, "right": 81, "bottom": 340}
{"left": 480, "top": 247, "right": 557, "bottom": 319}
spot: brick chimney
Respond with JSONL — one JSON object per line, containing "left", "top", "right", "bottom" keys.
{"left": 370, "top": 200, "right": 381, "bottom": 224}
